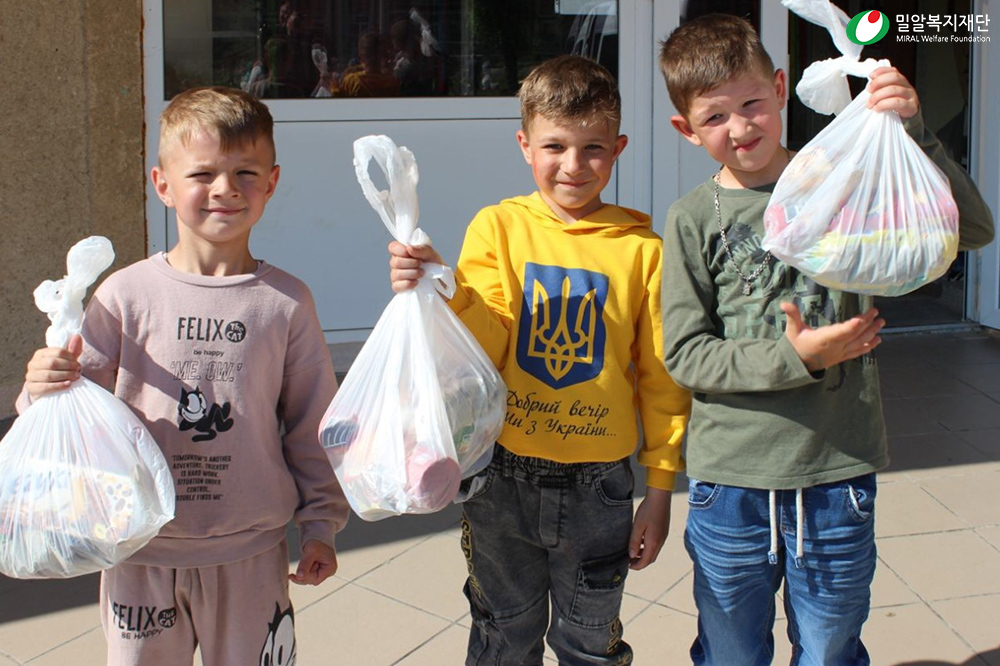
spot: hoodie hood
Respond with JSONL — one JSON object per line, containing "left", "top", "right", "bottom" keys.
{"left": 504, "top": 192, "right": 651, "bottom": 233}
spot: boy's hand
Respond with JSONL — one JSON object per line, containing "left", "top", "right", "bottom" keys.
{"left": 388, "top": 241, "right": 445, "bottom": 292}
{"left": 629, "top": 487, "right": 672, "bottom": 571}
{"left": 782, "top": 303, "right": 884, "bottom": 373}
{"left": 289, "top": 539, "right": 338, "bottom": 586}
{"left": 867, "top": 66, "right": 920, "bottom": 119}
{"left": 24, "top": 334, "right": 84, "bottom": 400}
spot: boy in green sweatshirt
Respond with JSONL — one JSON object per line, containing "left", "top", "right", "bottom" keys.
{"left": 659, "top": 14, "right": 994, "bottom": 665}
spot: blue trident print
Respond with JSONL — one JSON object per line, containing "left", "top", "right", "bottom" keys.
{"left": 517, "top": 263, "right": 609, "bottom": 389}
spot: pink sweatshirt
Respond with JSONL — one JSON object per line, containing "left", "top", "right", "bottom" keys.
{"left": 20, "top": 254, "right": 349, "bottom": 567}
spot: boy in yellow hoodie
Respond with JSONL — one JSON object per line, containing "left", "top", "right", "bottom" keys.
{"left": 389, "top": 55, "right": 690, "bottom": 665}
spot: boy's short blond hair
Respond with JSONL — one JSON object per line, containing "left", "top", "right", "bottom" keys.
{"left": 159, "top": 86, "right": 276, "bottom": 164}
{"left": 659, "top": 14, "right": 775, "bottom": 118}
{"left": 518, "top": 55, "right": 621, "bottom": 133}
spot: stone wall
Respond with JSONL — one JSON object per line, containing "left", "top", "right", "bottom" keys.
{"left": 0, "top": 0, "right": 146, "bottom": 418}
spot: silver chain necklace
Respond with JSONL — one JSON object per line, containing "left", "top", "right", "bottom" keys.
{"left": 712, "top": 159, "right": 784, "bottom": 296}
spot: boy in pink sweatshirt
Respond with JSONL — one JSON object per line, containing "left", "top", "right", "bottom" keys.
{"left": 20, "top": 86, "right": 348, "bottom": 666}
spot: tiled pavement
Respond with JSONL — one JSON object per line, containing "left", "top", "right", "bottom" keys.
{"left": 1, "top": 330, "right": 999, "bottom": 665}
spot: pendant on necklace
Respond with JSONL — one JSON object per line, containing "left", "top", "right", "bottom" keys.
{"left": 742, "top": 282, "right": 753, "bottom": 296}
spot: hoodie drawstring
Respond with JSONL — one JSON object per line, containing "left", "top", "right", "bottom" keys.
{"left": 767, "top": 488, "right": 806, "bottom": 568}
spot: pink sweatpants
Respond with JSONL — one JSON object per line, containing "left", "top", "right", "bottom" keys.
{"left": 100, "top": 540, "right": 296, "bottom": 666}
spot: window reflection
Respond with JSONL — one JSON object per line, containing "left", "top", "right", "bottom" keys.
{"left": 163, "top": 0, "right": 619, "bottom": 99}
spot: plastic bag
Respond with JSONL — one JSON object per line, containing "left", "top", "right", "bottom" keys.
{"left": 0, "top": 237, "right": 175, "bottom": 578}
{"left": 762, "top": 0, "right": 959, "bottom": 296}
{"left": 319, "top": 135, "right": 505, "bottom": 521}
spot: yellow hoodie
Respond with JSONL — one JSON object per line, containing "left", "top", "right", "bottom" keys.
{"left": 448, "top": 193, "right": 690, "bottom": 490}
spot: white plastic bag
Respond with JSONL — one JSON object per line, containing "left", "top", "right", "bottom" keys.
{"left": 0, "top": 237, "right": 175, "bottom": 578}
{"left": 762, "top": 0, "right": 959, "bottom": 296}
{"left": 319, "top": 135, "right": 505, "bottom": 521}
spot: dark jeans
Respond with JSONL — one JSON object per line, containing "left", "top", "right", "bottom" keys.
{"left": 459, "top": 446, "right": 635, "bottom": 666}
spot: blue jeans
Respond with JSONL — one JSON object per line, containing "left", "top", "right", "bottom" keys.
{"left": 685, "top": 474, "right": 877, "bottom": 666}
{"left": 459, "top": 446, "right": 635, "bottom": 666}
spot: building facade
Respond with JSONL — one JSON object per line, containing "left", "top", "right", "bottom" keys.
{"left": 2, "top": 0, "right": 998, "bottom": 420}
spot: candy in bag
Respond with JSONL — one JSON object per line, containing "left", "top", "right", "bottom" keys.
{"left": 762, "top": 0, "right": 959, "bottom": 296}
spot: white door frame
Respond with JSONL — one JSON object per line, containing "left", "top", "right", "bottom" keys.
{"left": 970, "top": 0, "right": 1000, "bottom": 328}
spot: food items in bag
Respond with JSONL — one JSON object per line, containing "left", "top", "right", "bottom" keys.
{"left": 762, "top": 0, "right": 961, "bottom": 296}
{"left": 318, "top": 135, "right": 505, "bottom": 521}
{"left": 0, "top": 236, "right": 175, "bottom": 579}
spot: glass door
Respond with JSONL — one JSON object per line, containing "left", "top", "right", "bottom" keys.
{"left": 145, "top": 0, "right": 647, "bottom": 342}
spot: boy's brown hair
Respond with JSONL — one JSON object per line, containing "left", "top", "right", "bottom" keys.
{"left": 159, "top": 86, "right": 276, "bottom": 163}
{"left": 518, "top": 55, "right": 621, "bottom": 133}
{"left": 659, "top": 14, "right": 775, "bottom": 118}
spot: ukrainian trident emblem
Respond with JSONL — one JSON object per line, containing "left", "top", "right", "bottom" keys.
{"left": 517, "top": 263, "right": 608, "bottom": 389}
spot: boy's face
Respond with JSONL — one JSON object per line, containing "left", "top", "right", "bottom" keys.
{"left": 151, "top": 130, "right": 279, "bottom": 252}
{"left": 517, "top": 115, "right": 627, "bottom": 223}
{"left": 671, "top": 70, "right": 787, "bottom": 187}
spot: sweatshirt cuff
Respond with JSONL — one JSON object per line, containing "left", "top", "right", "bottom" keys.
{"left": 645, "top": 468, "right": 677, "bottom": 492}
{"left": 901, "top": 109, "right": 927, "bottom": 144}
{"left": 776, "top": 336, "right": 825, "bottom": 386}
{"left": 298, "top": 520, "right": 337, "bottom": 551}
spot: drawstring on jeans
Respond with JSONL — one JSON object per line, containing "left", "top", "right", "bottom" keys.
{"left": 795, "top": 488, "right": 805, "bottom": 568}
{"left": 767, "top": 488, "right": 806, "bottom": 568}
{"left": 768, "top": 490, "right": 778, "bottom": 564}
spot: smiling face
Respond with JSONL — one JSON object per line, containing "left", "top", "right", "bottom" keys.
{"left": 151, "top": 130, "right": 279, "bottom": 255}
{"left": 671, "top": 69, "right": 787, "bottom": 188}
{"left": 517, "top": 114, "right": 627, "bottom": 223}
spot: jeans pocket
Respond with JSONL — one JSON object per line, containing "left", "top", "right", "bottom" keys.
{"left": 687, "top": 478, "right": 722, "bottom": 510}
{"left": 845, "top": 474, "right": 877, "bottom": 522}
{"left": 456, "top": 465, "right": 496, "bottom": 504}
{"left": 569, "top": 550, "right": 629, "bottom": 628}
{"left": 594, "top": 462, "right": 634, "bottom": 508}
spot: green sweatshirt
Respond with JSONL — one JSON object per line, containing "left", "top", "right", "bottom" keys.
{"left": 661, "top": 111, "right": 995, "bottom": 489}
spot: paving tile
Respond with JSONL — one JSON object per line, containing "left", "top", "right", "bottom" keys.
{"left": 880, "top": 365, "right": 983, "bottom": 398}
{"left": 884, "top": 432, "right": 994, "bottom": 480}
{"left": 874, "top": 479, "right": 967, "bottom": 536}
{"left": 932, "top": 594, "right": 1000, "bottom": 656}
{"left": 881, "top": 399, "right": 949, "bottom": 437}
{"left": 977, "top": 526, "right": 1000, "bottom": 552}
{"left": 863, "top": 603, "right": 978, "bottom": 663}
{"left": 294, "top": 584, "right": 448, "bottom": 665}
{"left": 955, "top": 428, "right": 1000, "bottom": 461}
{"left": 870, "top": 557, "right": 920, "bottom": 608}
{"left": 0, "top": 652, "right": 17, "bottom": 666}
{"left": 923, "top": 336, "right": 1000, "bottom": 367}
{"left": 920, "top": 470, "right": 1000, "bottom": 527}
{"left": 395, "top": 623, "right": 468, "bottom": 666}
{"left": 0, "top": 603, "right": 100, "bottom": 663}
{"left": 772, "top": 618, "right": 793, "bottom": 664}
{"left": 287, "top": 568, "right": 348, "bottom": 611}
{"left": 878, "top": 531, "right": 1000, "bottom": 601}
{"left": 945, "top": 363, "right": 1000, "bottom": 393}
{"left": 620, "top": 593, "right": 651, "bottom": 625}
{"left": 355, "top": 534, "right": 469, "bottom": 622}
{"left": 906, "top": 393, "right": 1000, "bottom": 432}
{"left": 332, "top": 534, "right": 432, "bottom": 582}
{"left": 23, "top": 626, "right": 105, "bottom": 666}
{"left": 622, "top": 601, "right": 698, "bottom": 664}
{"left": 655, "top": 571, "right": 697, "bottom": 616}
